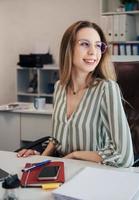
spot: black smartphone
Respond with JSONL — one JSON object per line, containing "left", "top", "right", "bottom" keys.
{"left": 0, "top": 168, "right": 9, "bottom": 181}
{"left": 38, "top": 165, "right": 60, "bottom": 180}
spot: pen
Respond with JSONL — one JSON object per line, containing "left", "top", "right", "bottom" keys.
{"left": 22, "top": 159, "right": 51, "bottom": 172}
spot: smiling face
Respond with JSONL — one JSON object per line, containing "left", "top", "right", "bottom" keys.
{"left": 72, "top": 27, "right": 102, "bottom": 77}
{"left": 59, "top": 21, "right": 113, "bottom": 86}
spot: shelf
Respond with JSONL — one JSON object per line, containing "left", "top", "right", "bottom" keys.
{"left": 112, "top": 55, "right": 139, "bottom": 62}
{"left": 110, "top": 41, "right": 139, "bottom": 44}
{"left": 40, "top": 93, "right": 53, "bottom": 97}
{"left": 100, "top": 0, "right": 139, "bottom": 60}
{"left": 17, "top": 92, "right": 39, "bottom": 96}
{"left": 100, "top": 0, "right": 139, "bottom": 14}
{"left": 102, "top": 10, "right": 139, "bottom": 16}
{"left": 17, "top": 64, "right": 58, "bottom": 70}
{"left": 43, "top": 64, "right": 59, "bottom": 70}
{"left": 17, "top": 65, "right": 59, "bottom": 103}
{"left": 17, "top": 92, "right": 54, "bottom": 97}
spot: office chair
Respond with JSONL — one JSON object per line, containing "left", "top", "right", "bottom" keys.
{"left": 15, "top": 136, "right": 50, "bottom": 154}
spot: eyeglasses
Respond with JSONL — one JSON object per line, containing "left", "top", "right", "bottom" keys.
{"left": 77, "top": 39, "right": 107, "bottom": 54}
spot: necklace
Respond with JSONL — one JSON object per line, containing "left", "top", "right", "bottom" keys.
{"left": 69, "top": 85, "right": 87, "bottom": 95}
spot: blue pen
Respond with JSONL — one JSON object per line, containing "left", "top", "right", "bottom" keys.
{"left": 22, "top": 159, "right": 51, "bottom": 172}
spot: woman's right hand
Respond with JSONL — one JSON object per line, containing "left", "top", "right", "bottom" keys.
{"left": 17, "top": 149, "right": 40, "bottom": 157}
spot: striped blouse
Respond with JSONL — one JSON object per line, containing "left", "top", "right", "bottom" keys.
{"left": 52, "top": 79, "right": 134, "bottom": 167}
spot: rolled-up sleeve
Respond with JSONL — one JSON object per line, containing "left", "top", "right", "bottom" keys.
{"left": 98, "top": 80, "right": 134, "bottom": 167}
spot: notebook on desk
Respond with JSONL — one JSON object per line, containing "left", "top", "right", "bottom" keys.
{"left": 20, "top": 161, "right": 65, "bottom": 187}
{"left": 53, "top": 167, "right": 139, "bottom": 200}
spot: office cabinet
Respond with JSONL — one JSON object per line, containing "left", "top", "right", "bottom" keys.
{"left": 0, "top": 103, "right": 53, "bottom": 151}
{"left": 0, "top": 112, "right": 20, "bottom": 151}
{"left": 21, "top": 113, "right": 52, "bottom": 141}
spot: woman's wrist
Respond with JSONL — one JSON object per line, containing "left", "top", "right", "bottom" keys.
{"left": 48, "top": 137, "right": 60, "bottom": 148}
{"left": 41, "top": 141, "right": 57, "bottom": 156}
{"left": 41, "top": 137, "right": 61, "bottom": 156}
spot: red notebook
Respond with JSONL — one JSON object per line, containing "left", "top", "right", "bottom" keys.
{"left": 20, "top": 161, "right": 65, "bottom": 187}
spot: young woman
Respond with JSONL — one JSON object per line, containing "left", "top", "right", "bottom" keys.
{"left": 17, "top": 21, "right": 134, "bottom": 167}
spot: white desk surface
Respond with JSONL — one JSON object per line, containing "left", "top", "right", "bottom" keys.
{"left": 0, "top": 103, "right": 53, "bottom": 115}
{"left": 0, "top": 151, "right": 138, "bottom": 200}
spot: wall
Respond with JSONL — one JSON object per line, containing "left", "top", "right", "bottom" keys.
{"left": 0, "top": 0, "right": 100, "bottom": 104}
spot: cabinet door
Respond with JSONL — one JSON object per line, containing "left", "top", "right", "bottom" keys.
{"left": 20, "top": 113, "right": 52, "bottom": 141}
{"left": 0, "top": 112, "right": 20, "bottom": 151}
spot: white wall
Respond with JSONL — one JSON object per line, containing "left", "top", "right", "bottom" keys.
{"left": 0, "top": 0, "right": 100, "bottom": 104}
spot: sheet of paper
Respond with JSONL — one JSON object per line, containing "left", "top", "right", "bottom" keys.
{"left": 53, "top": 167, "right": 139, "bottom": 200}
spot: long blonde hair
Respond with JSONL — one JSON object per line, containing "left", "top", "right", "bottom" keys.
{"left": 59, "top": 20, "right": 116, "bottom": 86}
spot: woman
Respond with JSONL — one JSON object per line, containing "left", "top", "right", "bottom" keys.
{"left": 17, "top": 21, "right": 134, "bottom": 167}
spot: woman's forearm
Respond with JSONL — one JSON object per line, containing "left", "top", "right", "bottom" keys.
{"left": 41, "top": 142, "right": 56, "bottom": 156}
{"left": 64, "top": 151, "right": 103, "bottom": 163}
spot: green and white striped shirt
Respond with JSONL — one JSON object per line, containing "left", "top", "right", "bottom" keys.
{"left": 52, "top": 79, "right": 134, "bottom": 167}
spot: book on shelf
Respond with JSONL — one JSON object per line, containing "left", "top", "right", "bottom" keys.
{"left": 126, "top": 44, "right": 132, "bottom": 55}
{"left": 119, "top": 43, "right": 126, "bottom": 55}
{"left": 20, "top": 161, "right": 65, "bottom": 187}
{"left": 132, "top": 44, "right": 139, "bottom": 55}
{"left": 113, "top": 43, "right": 119, "bottom": 55}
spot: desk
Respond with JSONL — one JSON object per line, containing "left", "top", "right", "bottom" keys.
{"left": 0, "top": 151, "right": 103, "bottom": 200}
{"left": 0, "top": 151, "right": 138, "bottom": 200}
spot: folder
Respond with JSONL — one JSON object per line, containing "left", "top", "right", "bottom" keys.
{"left": 53, "top": 167, "right": 139, "bottom": 200}
{"left": 106, "top": 15, "right": 114, "bottom": 42}
{"left": 113, "top": 15, "right": 119, "bottom": 42}
{"left": 20, "top": 161, "right": 65, "bottom": 187}
{"left": 119, "top": 14, "right": 136, "bottom": 41}
{"left": 101, "top": 15, "right": 113, "bottom": 42}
